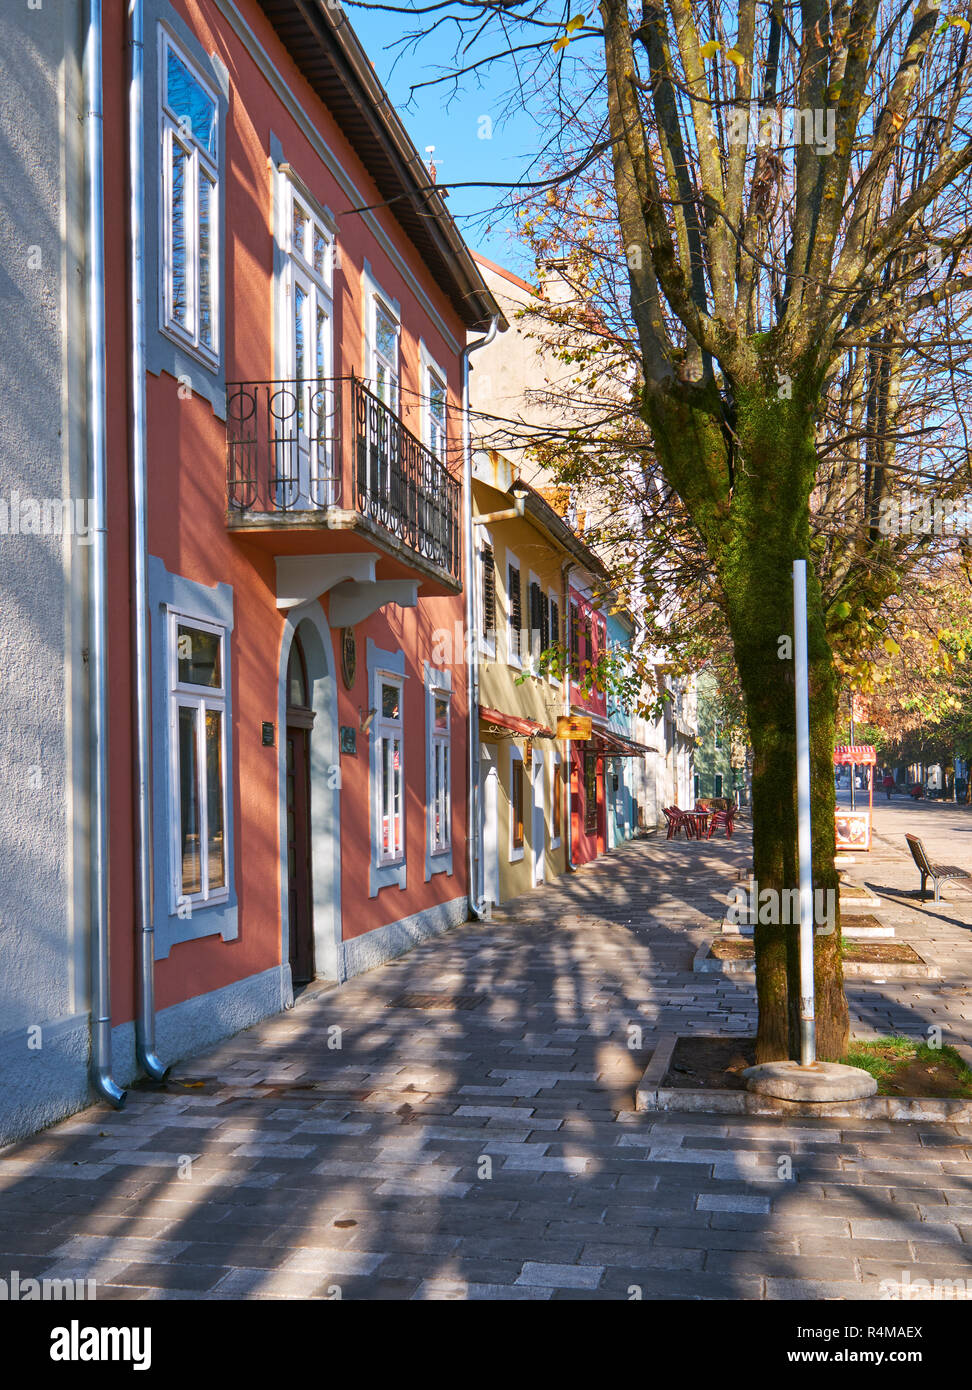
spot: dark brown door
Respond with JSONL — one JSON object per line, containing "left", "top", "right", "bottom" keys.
{"left": 286, "top": 722, "right": 314, "bottom": 984}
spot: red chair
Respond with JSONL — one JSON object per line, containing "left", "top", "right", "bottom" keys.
{"left": 706, "top": 804, "right": 736, "bottom": 838}
{"left": 663, "top": 806, "right": 691, "bottom": 839}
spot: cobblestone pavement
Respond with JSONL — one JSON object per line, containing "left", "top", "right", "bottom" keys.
{"left": 2, "top": 802, "right": 972, "bottom": 1300}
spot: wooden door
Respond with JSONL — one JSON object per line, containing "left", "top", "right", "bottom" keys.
{"left": 286, "top": 722, "right": 314, "bottom": 984}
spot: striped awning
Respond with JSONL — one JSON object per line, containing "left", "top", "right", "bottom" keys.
{"left": 834, "top": 744, "right": 877, "bottom": 765}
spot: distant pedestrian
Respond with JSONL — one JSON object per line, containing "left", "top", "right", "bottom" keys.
{"left": 883, "top": 771, "right": 894, "bottom": 800}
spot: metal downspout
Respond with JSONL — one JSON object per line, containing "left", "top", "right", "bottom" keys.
{"left": 129, "top": 0, "right": 167, "bottom": 1080}
{"left": 85, "top": 0, "right": 125, "bottom": 1108}
{"left": 562, "top": 560, "right": 575, "bottom": 870}
{"left": 461, "top": 316, "right": 499, "bottom": 918}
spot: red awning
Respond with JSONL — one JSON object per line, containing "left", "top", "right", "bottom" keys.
{"left": 834, "top": 744, "right": 877, "bottom": 765}
{"left": 592, "top": 728, "right": 656, "bottom": 758}
{"left": 479, "top": 705, "right": 554, "bottom": 738}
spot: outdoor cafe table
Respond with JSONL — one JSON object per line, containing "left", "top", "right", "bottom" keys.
{"left": 688, "top": 810, "right": 711, "bottom": 838}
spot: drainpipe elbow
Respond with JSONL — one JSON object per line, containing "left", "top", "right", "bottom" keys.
{"left": 92, "top": 1066, "right": 126, "bottom": 1110}
{"left": 135, "top": 1046, "right": 169, "bottom": 1082}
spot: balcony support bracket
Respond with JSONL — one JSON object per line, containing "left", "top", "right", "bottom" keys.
{"left": 329, "top": 580, "right": 419, "bottom": 628}
{"left": 275, "top": 554, "right": 377, "bottom": 610}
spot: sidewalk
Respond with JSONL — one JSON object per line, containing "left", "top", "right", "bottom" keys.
{"left": 1, "top": 818, "right": 970, "bottom": 1300}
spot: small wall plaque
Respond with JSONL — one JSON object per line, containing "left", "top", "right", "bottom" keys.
{"left": 262, "top": 721, "right": 275, "bottom": 747}
{"left": 341, "top": 627, "right": 357, "bottom": 689}
{"left": 340, "top": 725, "right": 357, "bottom": 755}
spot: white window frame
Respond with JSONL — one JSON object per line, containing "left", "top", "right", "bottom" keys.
{"left": 550, "top": 750, "right": 563, "bottom": 849}
{"left": 547, "top": 588, "right": 561, "bottom": 686}
{"left": 426, "top": 673, "right": 452, "bottom": 857}
{"left": 166, "top": 608, "right": 230, "bottom": 915}
{"left": 373, "top": 669, "right": 405, "bottom": 867}
{"left": 159, "top": 28, "right": 220, "bottom": 367}
{"left": 276, "top": 170, "right": 338, "bottom": 506}
{"left": 508, "top": 745, "right": 525, "bottom": 863}
{"left": 364, "top": 267, "right": 401, "bottom": 412}
{"left": 419, "top": 340, "right": 448, "bottom": 462}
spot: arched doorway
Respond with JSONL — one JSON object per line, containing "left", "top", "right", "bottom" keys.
{"left": 278, "top": 606, "right": 342, "bottom": 988}
{"left": 286, "top": 632, "right": 315, "bottom": 984}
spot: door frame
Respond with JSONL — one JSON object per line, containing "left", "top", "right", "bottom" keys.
{"left": 531, "top": 748, "right": 545, "bottom": 885}
{"left": 480, "top": 746, "right": 500, "bottom": 907}
{"left": 278, "top": 604, "right": 342, "bottom": 987}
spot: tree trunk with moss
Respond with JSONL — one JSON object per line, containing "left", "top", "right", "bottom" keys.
{"left": 646, "top": 376, "right": 849, "bottom": 1061}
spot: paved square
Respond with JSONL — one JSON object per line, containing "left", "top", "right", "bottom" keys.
{"left": 2, "top": 801, "right": 971, "bottom": 1299}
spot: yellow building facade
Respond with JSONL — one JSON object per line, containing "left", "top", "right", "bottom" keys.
{"left": 473, "top": 452, "right": 608, "bottom": 906}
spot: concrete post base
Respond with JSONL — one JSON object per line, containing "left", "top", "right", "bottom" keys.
{"left": 742, "top": 1060, "right": 877, "bottom": 1102}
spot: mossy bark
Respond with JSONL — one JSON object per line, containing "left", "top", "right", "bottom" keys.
{"left": 645, "top": 373, "right": 849, "bottom": 1062}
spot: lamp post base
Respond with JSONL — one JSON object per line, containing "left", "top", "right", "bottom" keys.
{"left": 743, "top": 1060, "right": 877, "bottom": 1102}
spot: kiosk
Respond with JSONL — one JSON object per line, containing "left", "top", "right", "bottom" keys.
{"left": 834, "top": 743, "right": 876, "bottom": 850}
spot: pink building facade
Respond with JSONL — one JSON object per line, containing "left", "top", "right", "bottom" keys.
{"left": 95, "top": 0, "right": 499, "bottom": 1087}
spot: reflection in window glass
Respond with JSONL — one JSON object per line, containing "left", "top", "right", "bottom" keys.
{"left": 171, "top": 143, "right": 189, "bottom": 327}
{"left": 177, "top": 624, "right": 222, "bottom": 687}
{"left": 434, "top": 696, "right": 449, "bottom": 730}
{"left": 382, "top": 682, "right": 400, "bottom": 720}
{"left": 198, "top": 175, "right": 214, "bottom": 348}
{"left": 166, "top": 47, "right": 217, "bottom": 156}
{"left": 206, "top": 711, "right": 225, "bottom": 889}
{"left": 179, "top": 705, "right": 201, "bottom": 895}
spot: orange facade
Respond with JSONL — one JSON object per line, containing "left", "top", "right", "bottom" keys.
{"left": 100, "top": 0, "right": 493, "bottom": 1027}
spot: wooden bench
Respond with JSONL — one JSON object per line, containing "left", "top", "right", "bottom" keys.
{"left": 905, "top": 834, "right": 971, "bottom": 901}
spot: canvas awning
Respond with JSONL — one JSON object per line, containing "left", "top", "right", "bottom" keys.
{"left": 479, "top": 705, "right": 554, "bottom": 738}
{"left": 834, "top": 744, "right": 877, "bottom": 766}
{"left": 571, "top": 706, "right": 657, "bottom": 757}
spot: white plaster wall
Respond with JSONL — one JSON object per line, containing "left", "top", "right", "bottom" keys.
{"left": 0, "top": 5, "right": 86, "bottom": 1066}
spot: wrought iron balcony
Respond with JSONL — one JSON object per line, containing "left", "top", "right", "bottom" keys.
{"left": 226, "top": 374, "right": 461, "bottom": 583}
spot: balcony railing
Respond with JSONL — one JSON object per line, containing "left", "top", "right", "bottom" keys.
{"left": 226, "top": 374, "right": 461, "bottom": 582}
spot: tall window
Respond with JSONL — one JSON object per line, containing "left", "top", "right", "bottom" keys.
{"left": 584, "top": 754, "right": 598, "bottom": 833}
{"left": 168, "top": 611, "right": 228, "bottom": 911}
{"left": 480, "top": 542, "right": 496, "bottom": 646}
{"left": 548, "top": 595, "right": 561, "bottom": 682}
{"left": 511, "top": 757, "right": 525, "bottom": 852}
{"left": 425, "top": 365, "right": 447, "bottom": 461}
{"left": 283, "top": 181, "right": 335, "bottom": 505}
{"left": 370, "top": 294, "right": 400, "bottom": 409}
{"left": 569, "top": 602, "right": 580, "bottom": 677}
{"left": 375, "top": 676, "right": 404, "bottom": 864}
{"left": 160, "top": 32, "right": 219, "bottom": 364}
{"left": 508, "top": 560, "right": 522, "bottom": 665}
{"left": 551, "top": 755, "right": 562, "bottom": 845}
{"left": 428, "top": 685, "right": 451, "bottom": 854}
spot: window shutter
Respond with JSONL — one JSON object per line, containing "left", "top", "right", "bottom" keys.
{"left": 569, "top": 603, "right": 579, "bottom": 673}
{"left": 529, "top": 581, "right": 542, "bottom": 659}
{"left": 549, "top": 597, "right": 560, "bottom": 651}
{"left": 540, "top": 593, "right": 550, "bottom": 654}
{"left": 508, "top": 563, "right": 522, "bottom": 659}
{"left": 480, "top": 543, "right": 495, "bottom": 634}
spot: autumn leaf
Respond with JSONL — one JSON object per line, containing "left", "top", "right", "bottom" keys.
{"left": 700, "top": 39, "right": 722, "bottom": 58}
{"left": 725, "top": 48, "right": 745, "bottom": 66}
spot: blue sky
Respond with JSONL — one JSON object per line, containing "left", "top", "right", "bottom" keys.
{"left": 346, "top": 2, "right": 546, "bottom": 274}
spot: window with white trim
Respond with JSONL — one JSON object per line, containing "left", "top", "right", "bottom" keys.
{"left": 279, "top": 175, "right": 337, "bottom": 505}
{"left": 168, "top": 611, "right": 229, "bottom": 912}
{"left": 160, "top": 31, "right": 219, "bottom": 364}
{"left": 428, "top": 680, "right": 451, "bottom": 854}
{"left": 375, "top": 674, "right": 405, "bottom": 864}
{"left": 423, "top": 359, "right": 447, "bottom": 461}
{"left": 368, "top": 290, "right": 400, "bottom": 410}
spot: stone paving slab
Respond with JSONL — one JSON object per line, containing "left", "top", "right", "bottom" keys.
{"left": 1, "top": 808, "right": 971, "bottom": 1300}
